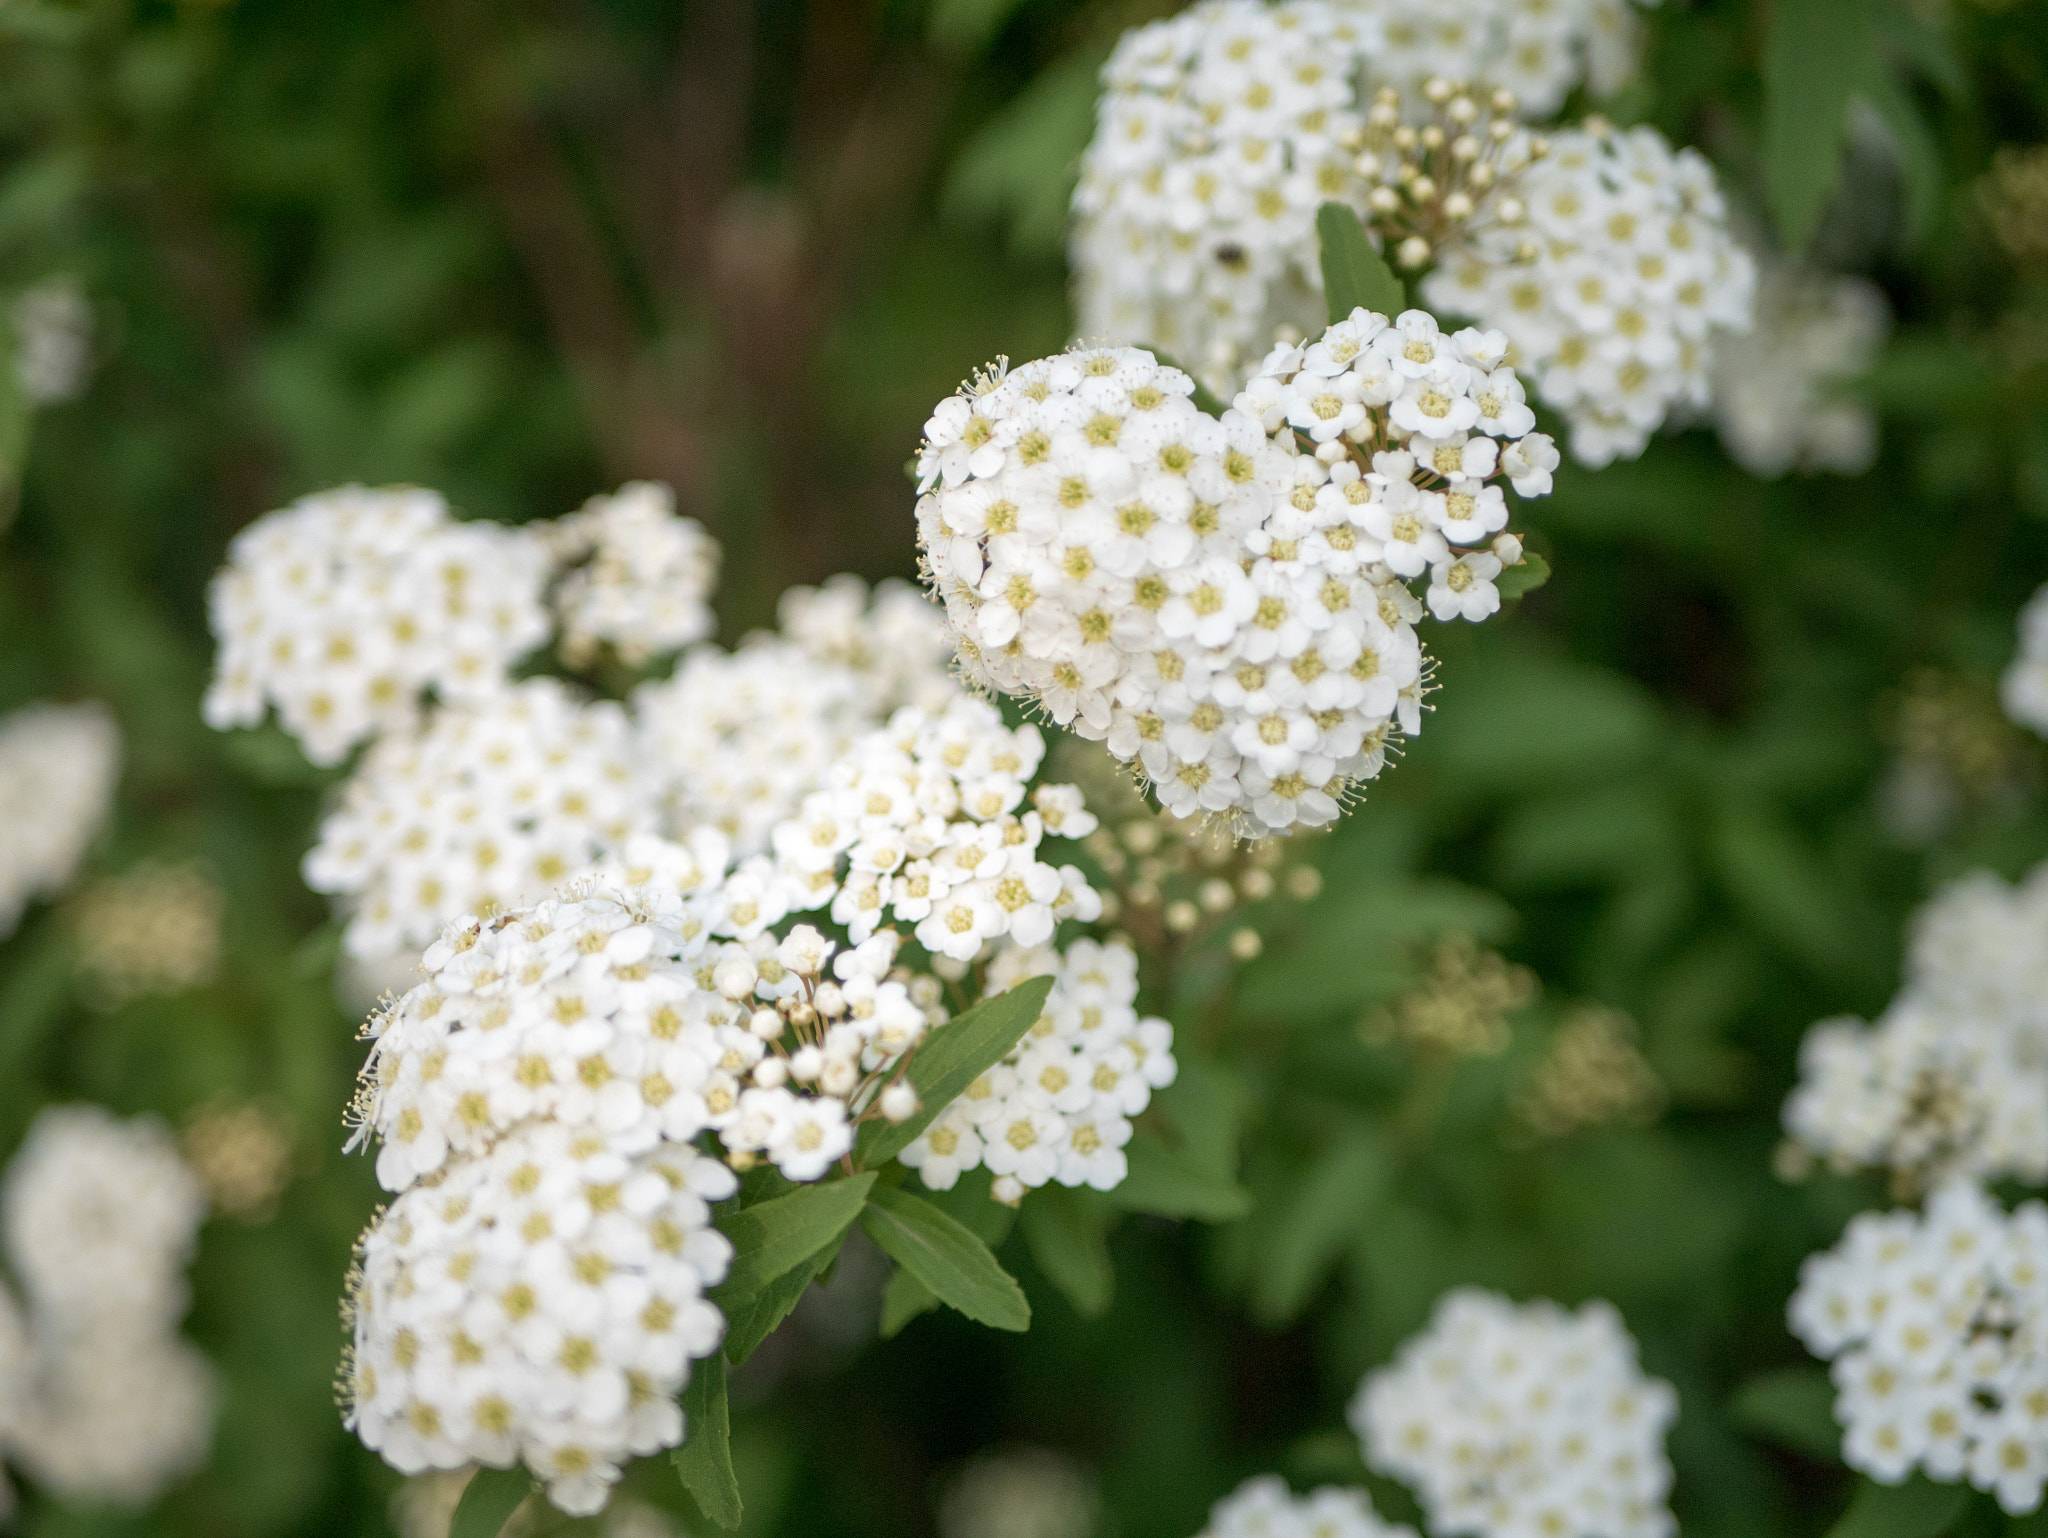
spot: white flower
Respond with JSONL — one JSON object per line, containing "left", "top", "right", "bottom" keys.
{"left": 0, "top": 701, "right": 119, "bottom": 940}
{"left": 1352, "top": 1288, "right": 1678, "bottom": 1538}
{"left": 1711, "top": 260, "right": 1888, "bottom": 478}
{"left": 1790, "top": 1181, "right": 2048, "bottom": 1515}
{"left": 545, "top": 482, "right": 719, "bottom": 666}
{"left": 1198, "top": 1474, "right": 1417, "bottom": 1538}
{"left": 2003, "top": 585, "right": 2048, "bottom": 738}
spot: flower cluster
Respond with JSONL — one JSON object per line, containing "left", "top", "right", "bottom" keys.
{"left": 1783, "top": 863, "right": 2048, "bottom": 1191}
{"left": 2002, "top": 584, "right": 2048, "bottom": 738}
{"left": 1789, "top": 1181, "right": 2048, "bottom": 1513}
{"left": 1351, "top": 1288, "right": 1678, "bottom": 1538}
{"left": 0, "top": 700, "right": 120, "bottom": 940}
{"left": 203, "top": 486, "right": 553, "bottom": 765}
{"left": 1197, "top": 1475, "right": 1417, "bottom": 1538}
{"left": 1359, "top": 0, "right": 1649, "bottom": 117}
{"left": 1363, "top": 932, "right": 1536, "bottom": 1057}
{"left": 71, "top": 860, "right": 223, "bottom": 1006}
{"left": 11, "top": 278, "right": 92, "bottom": 405}
{"left": 903, "top": 939, "right": 1174, "bottom": 1202}
{"left": 1513, "top": 1003, "right": 1664, "bottom": 1139}
{"left": 0, "top": 1106, "right": 214, "bottom": 1507}
{"left": 544, "top": 482, "right": 719, "bottom": 668}
{"left": 1424, "top": 118, "right": 1753, "bottom": 465}
{"left": 305, "top": 677, "right": 660, "bottom": 961}
{"left": 634, "top": 576, "right": 955, "bottom": 858}
{"left": 1710, "top": 259, "right": 1888, "bottom": 479}
{"left": 915, "top": 325, "right": 1554, "bottom": 836}
{"left": 345, "top": 1123, "right": 734, "bottom": 1515}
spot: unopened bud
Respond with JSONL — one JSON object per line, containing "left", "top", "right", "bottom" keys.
{"left": 1316, "top": 440, "right": 1348, "bottom": 464}
{"left": 1444, "top": 192, "right": 1473, "bottom": 221}
{"left": 1448, "top": 96, "right": 1478, "bottom": 125}
{"left": 727, "top": 1149, "right": 757, "bottom": 1172}
{"left": 880, "top": 1083, "right": 919, "bottom": 1123}
{"left": 1369, "top": 101, "right": 1400, "bottom": 130}
{"left": 1397, "top": 236, "right": 1432, "bottom": 269}
{"left": 1200, "top": 878, "right": 1236, "bottom": 913}
{"left": 1286, "top": 866, "right": 1323, "bottom": 901}
{"left": 753, "top": 1057, "right": 790, "bottom": 1089}
{"left": 1239, "top": 868, "right": 1276, "bottom": 902}
{"left": 1369, "top": 185, "right": 1401, "bottom": 215}
{"left": 1497, "top": 197, "right": 1526, "bottom": 225}
{"left": 1491, "top": 87, "right": 1516, "bottom": 113}
{"left": 749, "top": 1007, "right": 784, "bottom": 1041}
{"left": 1354, "top": 152, "right": 1383, "bottom": 180}
{"left": 1229, "top": 928, "right": 1264, "bottom": 962}
{"left": 1164, "top": 899, "right": 1201, "bottom": 934}
{"left": 813, "top": 981, "right": 847, "bottom": 1019}
{"left": 1493, "top": 532, "right": 1525, "bottom": 565}
{"left": 819, "top": 1058, "right": 858, "bottom": 1096}
{"left": 713, "top": 957, "right": 758, "bottom": 1000}
{"left": 991, "top": 1174, "right": 1026, "bottom": 1207}
{"left": 1424, "top": 75, "right": 1454, "bottom": 104}
{"left": 1407, "top": 176, "right": 1437, "bottom": 203}
{"left": 1451, "top": 135, "right": 1480, "bottom": 163}
{"left": 1420, "top": 125, "right": 1445, "bottom": 151}
{"left": 1392, "top": 125, "right": 1418, "bottom": 152}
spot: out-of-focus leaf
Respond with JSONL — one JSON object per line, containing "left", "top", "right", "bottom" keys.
{"left": 1709, "top": 801, "right": 1859, "bottom": 980}
{"left": 1315, "top": 201, "right": 1403, "bottom": 322}
{"left": 449, "top": 1466, "right": 533, "bottom": 1538}
{"left": 714, "top": 1173, "right": 877, "bottom": 1306}
{"left": 1764, "top": 0, "right": 1876, "bottom": 248}
{"left": 1822, "top": 1476, "right": 1968, "bottom": 1538}
{"left": 1427, "top": 657, "right": 1662, "bottom": 790}
{"left": 673, "top": 1353, "right": 741, "bottom": 1530}
{"left": 720, "top": 1237, "right": 844, "bottom": 1365}
{"left": 1733, "top": 1368, "right": 1841, "bottom": 1463}
{"left": 928, "top": 0, "right": 1032, "bottom": 55}
{"left": 880, "top": 1266, "right": 939, "bottom": 1338}
{"left": 943, "top": 51, "right": 1103, "bottom": 255}
{"left": 1248, "top": 1130, "right": 1387, "bottom": 1324}
{"left": 1108, "top": 1131, "right": 1251, "bottom": 1221}
{"left": 1863, "top": 71, "right": 1942, "bottom": 240}
{"left": 860, "top": 1185, "right": 1031, "bottom": 1331}
{"left": 1019, "top": 1185, "right": 1114, "bottom": 1317}
{"left": 857, "top": 977, "right": 1052, "bottom": 1166}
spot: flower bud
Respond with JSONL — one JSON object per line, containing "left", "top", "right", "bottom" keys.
{"left": 1165, "top": 899, "right": 1200, "bottom": 933}
{"left": 1492, "top": 532, "right": 1525, "bottom": 565}
{"left": 819, "top": 1058, "right": 859, "bottom": 1097}
{"left": 1397, "top": 237, "right": 1432, "bottom": 269}
{"left": 991, "top": 1174, "right": 1026, "bottom": 1207}
{"left": 880, "top": 1083, "right": 919, "bottom": 1123}
{"left": 753, "top": 1057, "right": 789, "bottom": 1089}
{"left": 748, "top": 1007, "right": 785, "bottom": 1041}
{"left": 713, "top": 957, "right": 757, "bottom": 1000}
{"left": 1200, "top": 878, "right": 1236, "bottom": 913}
{"left": 1229, "top": 927, "right": 1264, "bottom": 962}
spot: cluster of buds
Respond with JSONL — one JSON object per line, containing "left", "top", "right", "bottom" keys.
{"left": 708, "top": 925, "right": 952, "bottom": 1176}
{"left": 1363, "top": 933, "right": 1537, "bottom": 1058}
{"left": 1343, "top": 79, "right": 1545, "bottom": 273}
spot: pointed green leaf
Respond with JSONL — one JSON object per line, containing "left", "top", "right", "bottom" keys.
{"left": 1248, "top": 1130, "right": 1387, "bottom": 1325}
{"left": 859, "top": 1185, "right": 1031, "bottom": 1331}
{"left": 1823, "top": 1476, "right": 1968, "bottom": 1538}
{"left": 857, "top": 976, "right": 1054, "bottom": 1167}
{"left": 450, "top": 1466, "right": 534, "bottom": 1538}
{"left": 1105, "top": 1131, "right": 1251, "bottom": 1221}
{"left": 1732, "top": 1366, "right": 1841, "bottom": 1463}
{"left": 1863, "top": 68, "right": 1942, "bottom": 241}
{"left": 719, "top": 1232, "right": 850, "bottom": 1364}
{"left": 712, "top": 1171, "right": 876, "bottom": 1305}
{"left": 1495, "top": 549, "right": 1551, "bottom": 600}
{"left": 1316, "top": 201, "right": 1404, "bottom": 323}
{"left": 1019, "top": 1185, "right": 1115, "bottom": 1318}
{"left": 672, "top": 1353, "right": 741, "bottom": 1529}
{"left": 1763, "top": 0, "right": 1877, "bottom": 248}
{"left": 880, "top": 1266, "right": 939, "bottom": 1338}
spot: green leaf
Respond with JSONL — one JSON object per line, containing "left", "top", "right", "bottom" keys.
{"left": 719, "top": 1235, "right": 846, "bottom": 1365}
{"left": 1315, "top": 201, "right": 1404, "bottom": 323}
{"left": 1823, "top": 1476, "right": 1968, "bottom": 1538}
{"left": 449, "top": 1466, "right": 533, "bottom": 1538}
{"left": 1106, "top": 1131, "right": 1252, "bottom": 1221}
{"left": 856, "top": 976, "right": 1054, "bottom": 1167}
{"left": 1763, "top": 0, "right": 1876, "bottom": 248}
{"left": 942, "top": 51, "right": 1103, "bottom": 255}
{"left": 927, "top": 0, "right": 1031, "bottom": 55}
{"left": 1019, "top": 1185, "right": 1115, "bottom": 1317}
{"left": 672, "top": 1354, "right": 741, "bottom": 1530}
{"left": 713, "top": 1172, "right": 877, "bottom": 1304}
{"left": 1495, "top": 549, "right": 1550, "bottom": 600}
{"left": 879, "top": 1266, "right": 939, "bottom": 1338}
{"left": 859, "top": 1185, "right": 1031, "bottom": 1331}
{"left": 1731, "top": 1367, "right": 1841, "bottom": 1463}
{"left": 1248, "top": 1130, "right": 1387, "bottom": 1325}
{"left": 1863, "top": 68, "right": 1942, "bottom": 241}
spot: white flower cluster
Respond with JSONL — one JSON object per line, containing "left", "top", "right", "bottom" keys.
{"left": 346, "top": 1123, "right": 734, "bottom": 1516}
{"left": 1709, "top": 260, "right": 1887, "bottom": 479}
{"left": 1789, "top": 1181, "right": 2048, "bottom": 1514}
{"left": 903, "top": 939, "right": 1174, "bottom": 1203}
{"left": 305, "top": 678, "right": 659, "bottom": 960}
{"left": 915, "top": 322, "right": 1555, "bottom": 835}
{"left": 1425, "top": 119, "right": 1754, "bottom": 466}
{"left": 634, "top": 576, "right": 955, "bottom": 857}
{"left": 1358, "top": 0, "right": 1650, "bottom": 116}
{"left": 204, "top": 486, "right": 552, "bottom": 765}
{"left": 0, "top": 700, "right": 120, "bottom": 940}
{"left": 1784, "top": 864, "right": 2048, "bottom": 1189}
{"left": 0, "top": 1106, "right": 214, "bottom": 1508}
{"left": 2002, "top": 585, "right": 2048, "bottom": 738}
{"left": 544, "top": 482, "right": 719, "bottom": 667}
{"left": 1198, "top": 1475, "right": 1418, "bottom": 1538}
{"left": 1351, "top": 1288, "right": 1678, "bottom": 1538}
{"left": 11, "top": 278, "right": 92, "bottom": 405}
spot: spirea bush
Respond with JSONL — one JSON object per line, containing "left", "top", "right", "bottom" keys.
{"left": 1, "top": 1, "right": 2047, "bottom": 1537}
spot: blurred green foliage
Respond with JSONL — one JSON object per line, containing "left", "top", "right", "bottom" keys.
{"left": 4, "top": 0, "right": 2048, "bottom": 1536}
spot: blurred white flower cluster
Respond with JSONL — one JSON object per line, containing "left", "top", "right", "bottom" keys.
{"left": 10, "top": 278, "right": 92, "bottom": 405}
{"left": 1790, "top": 1181, "right": 2048, "bottom": 1514}
{"left": 2001, "top": 584, "right": 2048, "bottom": 738}
{"left": 544, "top": 482, "right": 719, "bottom": 667}
{"left": 903, "top": 939, "right": 1175, "bottom": 1202}
{"left": 0, "top": 1106, "right": 214, "bottom": 1510}
{"left": 1710, "top": 260, "right": 1888, "bottom": 478}
{"left": 1425, "top": 118, "right": 1754, "bottom": 466}
{"left": 634, "top": 577, "right": 955, "bottom": 858}
{"left": 1783, "top": 864, "right": 2048, "bottom": 1190}
{"left": 915, "top": 321, "right": 1553, "bottom": 836}
{"left": 1351, "top": 1288, "right": 1678, "bottom": 1538}
{"left": 1197, "top": 1475, "right": 1417, "bottom": 1538}
{"left": 1068, "top": 0, "right": 1746, "bottom": 467}
{"left": 0, "top": 700, "right": 120, "bottom": 940}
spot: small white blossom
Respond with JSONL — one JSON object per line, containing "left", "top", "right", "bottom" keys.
{"left": 0, "top": 701, "right": 119, "bottom": 940}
